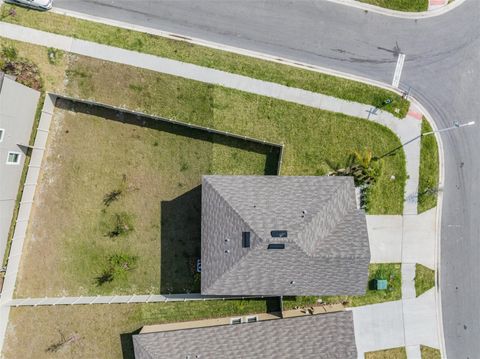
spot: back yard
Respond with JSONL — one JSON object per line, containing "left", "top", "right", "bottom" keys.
{"left": 15, "top": 99, "right": 277, "bottom": 297}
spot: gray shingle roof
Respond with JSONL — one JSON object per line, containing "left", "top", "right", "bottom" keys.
{"left": 201, "top": 176, "right": 370, "bottom": 296}
{"left": 133, "top": 311, "right": 357, "bottom": 359}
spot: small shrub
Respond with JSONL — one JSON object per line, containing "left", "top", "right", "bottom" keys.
{"left": 95, "top": 253, "right": 138, "bottom": 286}
{"left": 46, "top": 332, "right": 81, "bottom": 353}
{"left": 180, "top": 161, "right": 189, "bottom": 172}
{"left": 1, "top": 45, "right": 17, "bottom": 61}
{"left": 95, "top": 268, "right": 114, "bottom": 286}
{"left": 105, "top": 212, "right": 134, "bottom": 238}
{"left": 108, "top": 253, "right": 138, "bottom": 272}
{"left": 47, "top": 47, "right": 64, "bottom": 65}
{"left": 103, "top": 189, "right": 122, "bottom": 207}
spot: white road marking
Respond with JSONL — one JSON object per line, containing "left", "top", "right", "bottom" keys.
{"left": 392, "top": 53, "right": 406, "bottom": 88}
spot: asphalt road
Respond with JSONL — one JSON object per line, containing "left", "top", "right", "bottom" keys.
{"left": 53, "top": 1, "right": 480, "bottom": 357}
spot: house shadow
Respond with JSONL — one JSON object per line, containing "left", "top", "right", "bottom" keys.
{"left": 160, "top": 186, "right": 202, "bottom": 293}
{"left": 120, "top": 328, "right": 141, "bottom": 359}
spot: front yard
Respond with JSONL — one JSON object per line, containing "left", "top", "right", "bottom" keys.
{"left": 322, "top": 263, "right": 402, "bottom": 307}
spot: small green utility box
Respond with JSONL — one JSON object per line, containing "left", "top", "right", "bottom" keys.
{"left": 373, "top": 279, "right": 388, "bottom": 290}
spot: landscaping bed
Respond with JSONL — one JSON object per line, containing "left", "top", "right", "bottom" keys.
{"left": 322, "top": 263, "right": 402, "bottom": 307}
{"left": 415, "top": 263, "right": 435, "bottom": 297}
{"left": 359, "top": 0, "right": 429, "bottom": 11}
{"left": 0, "top": 4, "right": 409, "bottom": 118}
{"left": 418, "top": 118, "right": 439, "bottom": 213}
{"left": 365, "top": 347, "right": 407, "bottom": 359}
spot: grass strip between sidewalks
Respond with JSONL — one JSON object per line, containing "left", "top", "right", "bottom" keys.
{"left": 0, "top": 4, "right": 409, "bottom": 118}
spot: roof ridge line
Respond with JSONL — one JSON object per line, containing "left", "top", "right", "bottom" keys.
{"left": 296, "top": 178, "right": 351, "bottom": 255}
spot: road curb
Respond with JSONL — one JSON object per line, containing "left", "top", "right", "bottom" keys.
{"left": 47, "top": 6, "right": 404, "bottom": 98}
{"left": 409, "top": 97, "right": 447, "bottom": 358}
{"left": 323, "top": 0, "right": 466, "bottom": 19}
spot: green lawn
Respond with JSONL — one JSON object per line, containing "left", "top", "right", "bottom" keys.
{"left": 415, "top": 263, "right": 435, "bottom": 297}
{"left": 365, "top": 347, "right": 407, "bottom": 359}
{"left": 421, "top": 345, "right": 441, "bottom": 359}
{"left": 64, "top": 54, "right": 406, "bottom": 215}
{"left": 3, "top": 300, "right": 271, "bottom": 359}
{"left": 0, "top": 4, "right": 409, "bottom": 118}
{"left": 14, "top": 102, "right": 276, "bottom": 297}
{"left": 418, "top": 119, "right": 439, "bottom": 213}
{"left": 8, "top": 38, "right": 407, "bottom": 299}
{"left": 322, "top": 263, "right": 402, "bottom": 307}
{"left": 359, "top": 0, "right": 428, "bottom": 11}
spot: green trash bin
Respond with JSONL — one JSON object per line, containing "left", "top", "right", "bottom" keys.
{"left": 374, "top": 279, "right": 388, "bottom": 290}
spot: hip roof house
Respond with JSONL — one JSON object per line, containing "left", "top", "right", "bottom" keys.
{"left": 133, "top": 310, "right": 358, "bottom": 359}
{"left": 201, "top": 175, "right": 370, "bottom": 296}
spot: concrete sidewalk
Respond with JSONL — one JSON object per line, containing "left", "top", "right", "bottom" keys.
{"left": 351, "top": 289, "right": 439, "bottom": 358}
{"left": 367, "top": 209, "right": 437, "bottom": 268}
{"left": 0, "top": 21, "right": 421, "bottom": 216}
{"left": 365, "top": 207, "right": 441, "bottom": 358}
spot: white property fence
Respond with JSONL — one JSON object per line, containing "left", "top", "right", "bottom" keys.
{"left": 6, "top": 294, "right": 265, "bottom": 307}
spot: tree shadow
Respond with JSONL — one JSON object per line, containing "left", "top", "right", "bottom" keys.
{"left": 120, "top": 328, "right": 141, "bottom": 359}
{"left": 160, "top": 186, "right": 202, "bottom": 293}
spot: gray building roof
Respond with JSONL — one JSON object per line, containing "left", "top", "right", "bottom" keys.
{"left": 133, "top": 311, "right": 357, "bottom": 359}
{"left": 201, "top": 176, "right": 370, "bottom": 296}
{"left": 0, "top": 73, "right": 40, "bottom": 260}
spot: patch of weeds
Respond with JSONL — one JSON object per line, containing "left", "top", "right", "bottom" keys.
{"left": 2, "top": 45, "right": 17, "bottom": 61}
{"left": 180, "top": 161, "right": 189, "bottom": 172}
{"left": 128, "top": 83, "right": 143, "bottom": 92}
{"left": 153, "top": 141, "right": 159, "bottom": 147}
{"left": 104, "top": 212, "right": 134, "bottom": 238}
{"left": 0, "top": 6, "right": 17, "bottom": 20}
{"left": 95, "top": 253, "right": 138, "bottom": 286}
{"left": 47, "top": 47, "right": 64, "bottom": 65}
{"left": 0, "top": 45, "right": 43, "bottom": 91}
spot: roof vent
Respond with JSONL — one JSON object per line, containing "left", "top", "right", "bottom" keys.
{"left": 242, "top": 232, "right": 250, "bottom": 248}
{"left": 225, "top": 250, "right": 230, "bottom": 254}
{"left": 290, "top": 281, "right": 295, "bottom": 285}
{"left": 271, "top": 230, "right": 287, "bottom": 238}
{"left": 268, "top": 243, "right": 285, "bottom": 250}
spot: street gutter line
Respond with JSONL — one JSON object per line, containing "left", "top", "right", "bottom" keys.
{"left": 49, "top": 6, "right": 404, "bottom": 98}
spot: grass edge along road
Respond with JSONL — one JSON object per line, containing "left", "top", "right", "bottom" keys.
{"left": 417, "top": 118, "right": 439, "bottom": 213}
{"left": 359, "top": 0, "right": 429, "bottom": 11}
{"left": 0, "top": 4, "right": 409, "bottom": 118}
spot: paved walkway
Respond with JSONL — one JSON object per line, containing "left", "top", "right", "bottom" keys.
{"left": 367, "top": 208, "right": 437, "bottom": 268}
{"left": 0, "top": 21, "right": 422, "bottom": 215}
{"left": 364, "top": 206, "right": 441, "bottom": 358}
{"left": 351, "top": 289, "right": 439, "bottom": 358}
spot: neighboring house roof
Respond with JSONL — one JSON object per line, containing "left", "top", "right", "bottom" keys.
{"left": 0, "top": 73, "right": 40, "bottom": 261}
{"left": 201, "top": 175, "right": 370, "bottom": 296}
{"left": 133, "top": 311, "right": 357, "bottom": 359}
